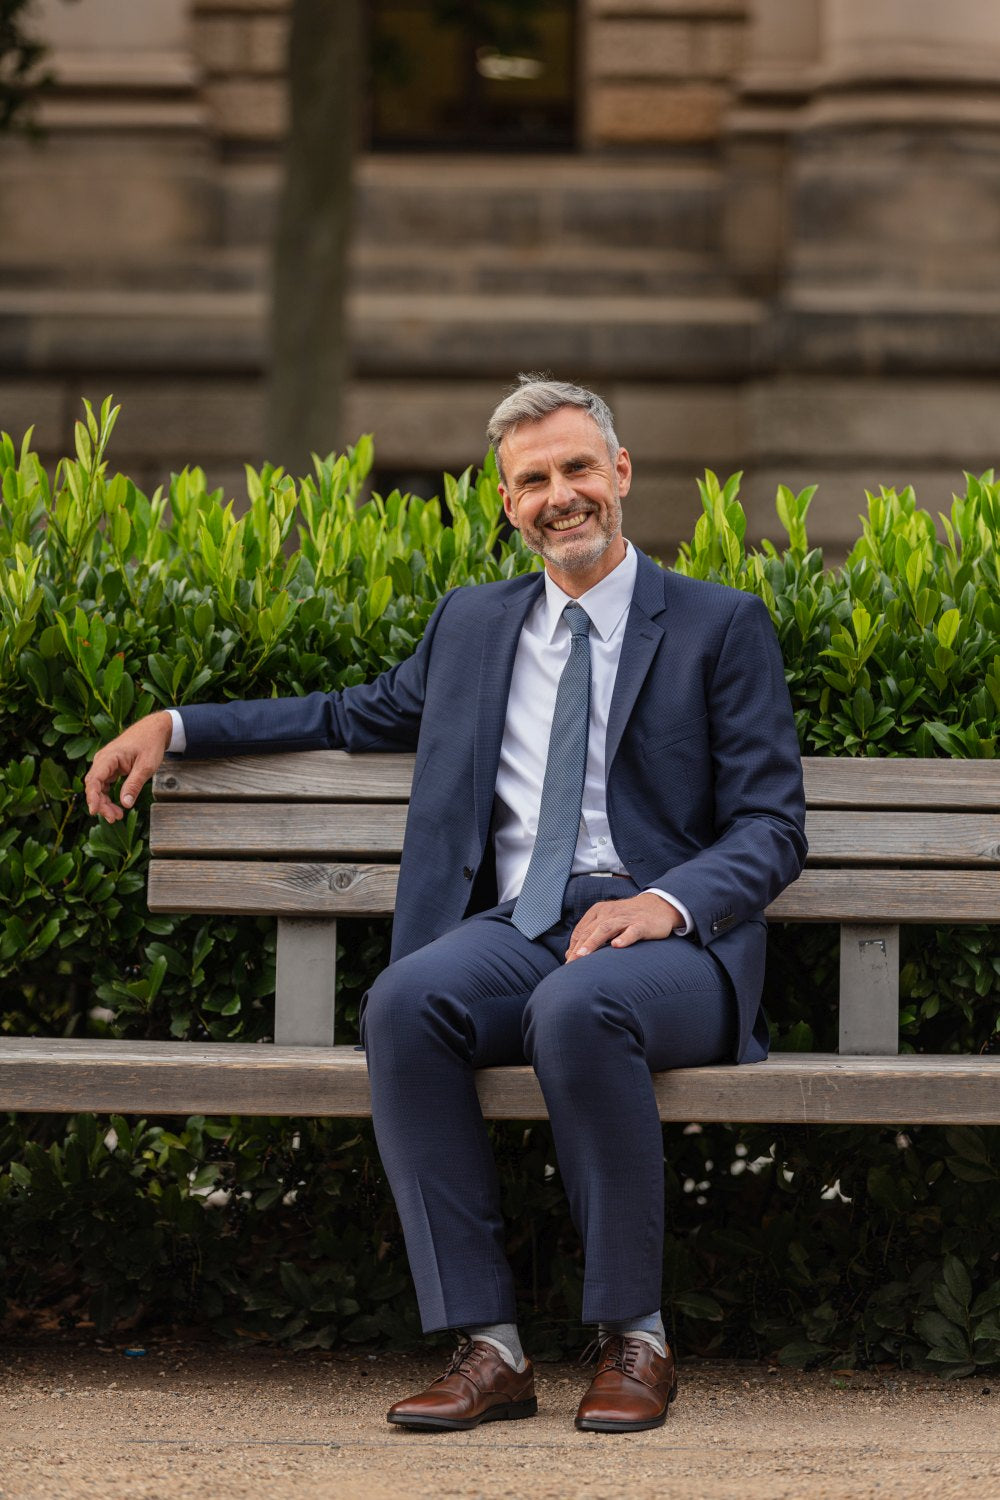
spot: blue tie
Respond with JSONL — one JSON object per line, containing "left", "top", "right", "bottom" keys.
{"left": 511, "top": 601, "right": 593, "bottom": 939}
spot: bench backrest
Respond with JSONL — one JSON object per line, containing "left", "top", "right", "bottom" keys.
{"left": 149, "top": 755, "right": 1000, "bottom": 1056}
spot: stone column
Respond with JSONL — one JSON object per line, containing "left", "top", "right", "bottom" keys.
{"left": 738, "top": 0, "right": 1000, "bottom": 555}
{"left": 788, "top": 0, "right": 1000, "bottom": 304}
{"left": 722, "top": 0, "right": 822, "bottom": 290}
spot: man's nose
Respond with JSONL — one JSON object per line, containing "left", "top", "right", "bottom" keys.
{"left": 550, "top": 472, "right": 577, "bottom": 506}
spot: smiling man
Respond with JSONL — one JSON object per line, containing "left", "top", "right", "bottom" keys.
{"left": 85, "top": 375, "right": 807, "bottom": 1435}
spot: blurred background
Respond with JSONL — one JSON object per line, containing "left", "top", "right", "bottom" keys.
{"left": 1, "top": 0, "right": 999, "bottom": 557}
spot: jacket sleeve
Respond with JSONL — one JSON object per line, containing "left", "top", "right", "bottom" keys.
{"left": 177, "top": 590, "right": 455, "bottom": 757}
{"left": 648, "top": 591, "right": 807, "bottom": 944}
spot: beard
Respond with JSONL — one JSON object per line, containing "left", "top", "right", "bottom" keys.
{"left": 518, "top": 491, "right": 623, "bottom": 574}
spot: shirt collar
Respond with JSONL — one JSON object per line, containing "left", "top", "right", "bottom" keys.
{"left": 540, "top": 541, "right": 637, "bottom": 643}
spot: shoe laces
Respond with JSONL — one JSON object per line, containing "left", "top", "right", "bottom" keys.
{"left": 435, "top": 1338, "right": 489, "bottom": 1383}
{"left": 578, "top": 1334, "right": 641, "bottom": 1377}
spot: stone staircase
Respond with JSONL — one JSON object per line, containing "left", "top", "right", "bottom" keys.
{"left": 0, "top": 151, "right": 756, "bottom": 384}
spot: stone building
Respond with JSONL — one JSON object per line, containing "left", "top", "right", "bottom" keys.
{"left": 1, "top": 0, "right": 999, "bottom": 556}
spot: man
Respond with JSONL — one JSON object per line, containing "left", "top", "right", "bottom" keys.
{"left": 86, "top": 376, "right": 807, "bottom": 1435}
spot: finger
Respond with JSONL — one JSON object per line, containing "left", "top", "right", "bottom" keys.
{"left": 85, "top": 748, "right": 129, "bottom": 815}
{"left": 568, "top": 917, "right": 630, "bottom": 960}
{"left": 95, "top": 791, "right": 123, "bottom": 822}
{"left": 120, "top": 758, "right": 156, "bottom": 809}
{"left": 567, "top": 908, "right": 602, "bottom": 951}
{"left": 569, "top": 901, "right": 616, "bottom": 941}
{"left": 84, "top": 763, "right": 115, "bottom": 816}
{"left": 610, "top": 923, "right": 644, "bottom": 949}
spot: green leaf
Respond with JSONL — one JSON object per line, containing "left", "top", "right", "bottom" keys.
{"left": 915, "top": 1311, "right": 968, "bottom": 1356}
{"left": 672, "top": 1291, "right": 724, "bottom": 1322}
{"left": 367, "top": 576, "right": 392, "bottom": 624}
{"left": 942, "top": 1257, "right": 973, "bottom": 1311}
{"left": 970, "top": 1283, "right": 1000, "bottom": 1319}
{"left": 278, "top": 1262, "right": 315, "bottom": 1306}
{"left": 936, "top": 608, "right": 961, "bottom": 649}
{"left": 946, "top": 1159, "right": 995, "bottom": 1183}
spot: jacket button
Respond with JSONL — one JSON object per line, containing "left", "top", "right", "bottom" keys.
{"left": 711, "top": 921, "right": 720, "bottom": 935}
{"left": 463, "top": 866, "right": 474, "bottom": 881}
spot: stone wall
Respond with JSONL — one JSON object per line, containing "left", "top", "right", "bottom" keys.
{"left": 1, "top": 0, "right": 999, "bottom": 557}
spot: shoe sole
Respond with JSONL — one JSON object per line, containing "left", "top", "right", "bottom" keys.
{"left": 387, "top": 1397, "right": 538, "bottom": 1431}
{"left": 574, "top": 1381, "right": 677, "bottom": 1434}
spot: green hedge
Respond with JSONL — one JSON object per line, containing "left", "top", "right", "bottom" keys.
{"left": 1, "top": 399, "right": 999, "bottom": 1371}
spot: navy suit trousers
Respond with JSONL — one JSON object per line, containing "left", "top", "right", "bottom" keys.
{"left": 359, "top": 875, "right": 736, "bottom": 1334}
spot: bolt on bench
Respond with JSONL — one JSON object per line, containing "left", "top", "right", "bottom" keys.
{"left": 1, "top": 754, "right": 999, "bottom": 1122}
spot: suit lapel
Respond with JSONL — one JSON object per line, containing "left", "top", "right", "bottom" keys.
{"left": 605, "top": 549, "right": 668, "bottom": 772}
{"left": 473, "top": 571, "right": 544, "bottom": 847}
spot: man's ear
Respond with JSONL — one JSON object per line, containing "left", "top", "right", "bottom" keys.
{"left": 615, "top": 446, "right": 632, "bottom": 500}
{"left": 499, "top": 484, "right": 518, "bottom": 529}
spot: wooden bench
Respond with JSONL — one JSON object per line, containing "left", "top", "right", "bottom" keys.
{"left": 2, "top": 754, "right": 999, "bottom": 1123}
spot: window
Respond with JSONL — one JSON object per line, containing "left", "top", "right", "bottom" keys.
{"left": 369, "top": 0, "right": 576, "bottom": 151}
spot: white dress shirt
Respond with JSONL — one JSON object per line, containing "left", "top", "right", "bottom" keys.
{"left": 492, "top": 543, "right": 690, "bottom": 932}
{"left": 168, "top": 542, "right": 691, "bottom": 933}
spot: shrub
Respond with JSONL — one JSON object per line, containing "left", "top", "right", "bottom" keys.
{"left": 1, "top": 400, "right": 998, "bottom": 1373}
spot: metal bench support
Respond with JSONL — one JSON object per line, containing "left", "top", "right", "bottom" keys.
{"left": 839, "top": 923, "right": 899, "bottom": 1055}
{"left": 275, "top": 917, "right": 339, "bottom": 1046}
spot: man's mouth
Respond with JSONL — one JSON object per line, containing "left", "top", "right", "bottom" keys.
{"left": 546, "top": 511, "right": 592, "bottom": 534}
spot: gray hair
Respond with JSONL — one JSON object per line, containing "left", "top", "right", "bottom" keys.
{"left": 487, "top": 374, "right": 620, "bottom": 484}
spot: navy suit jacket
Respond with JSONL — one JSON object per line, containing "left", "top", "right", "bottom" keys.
{"left": 180, "top": 549, "right": 807, "bottom": 1064}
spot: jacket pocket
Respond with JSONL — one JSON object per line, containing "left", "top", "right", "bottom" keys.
{"left": 641, "top": 712, "right": 708, "bottom": 759}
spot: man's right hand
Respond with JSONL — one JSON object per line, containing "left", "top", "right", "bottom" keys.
{"left": 84, "top": 710, "right": 174, "bottom": 822}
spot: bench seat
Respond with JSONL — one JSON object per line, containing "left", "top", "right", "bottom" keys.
{"left": 1, "top": 1039, "right": 996, "bottom": 1124}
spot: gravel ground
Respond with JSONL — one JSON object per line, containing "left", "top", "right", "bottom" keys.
{"left": 2, "top": 1336, "right": 998, "bottom": 1500}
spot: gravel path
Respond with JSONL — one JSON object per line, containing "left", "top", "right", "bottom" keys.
{"left": 2, "top": 1337, "right": 998, "bottom": 1500}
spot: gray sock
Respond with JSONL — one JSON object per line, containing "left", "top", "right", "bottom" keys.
{"left": 464, "top": 1322, "right": 526, "bottom": 1373}
{"left": 598, "top": 1310, "right": 666, "bottom": 1358}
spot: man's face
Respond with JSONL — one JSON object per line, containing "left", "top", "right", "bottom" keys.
{"left": 497, "top": 407, "right": 631, "bottom": 592}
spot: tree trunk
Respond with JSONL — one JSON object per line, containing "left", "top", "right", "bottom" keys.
{"left": 269, "top": 0, "right": 360, "bottom": 472}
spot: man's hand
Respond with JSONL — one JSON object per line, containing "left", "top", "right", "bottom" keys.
{"left": 565, "top": 892, "right": 683, "bottom": 962}
{"left": 84, "top": 711, "right": 174, "bottom": 822}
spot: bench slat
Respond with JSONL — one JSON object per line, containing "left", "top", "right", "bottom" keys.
{"left": 154, "top": 755, "right": 1000, "bottom": 810}
{"left": 769, "top": 869, "right": 1000, "bottom": 922}
{"left": 806, "top": 812, "right": 1000, "bottom": 865}
{"left": 149, "top": 808, "right": 1000, "bottom": 866}
{"left": 154, "top": 750, "right": 1000, "bottom": 810}
{"left": 1, "top": 1040, "right": 997, "bottom": 1123}
{"left": 151, "top": 803, "right": 409, "bottom": 857}
{"left": 154, "top": 751, "right": 415, "bottom": 802}
{"left": 147, "top": 860, "right": 400, "bottom": 915}
{"left": 150, "top": 807, "right": 1000, "bottom": 864}
{"left": 802, "top": 758, "right": 1000, "bottom": 810}
{"left": 148, "top": 859, "right": 1000, "bottom": 923}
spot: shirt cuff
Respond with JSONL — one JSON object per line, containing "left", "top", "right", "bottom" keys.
{"left": 645, "top": 889, "right": 692, "bottom": 937}
{"left": 167, "top": 708, "right": 186, "bottom": 754}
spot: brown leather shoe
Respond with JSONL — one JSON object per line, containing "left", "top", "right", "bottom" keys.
{"left": 386, "top": 1340, "right": 537, "bottom": 1431}
{"left": 575, "top": 1335, "right": 678, "bottom": 1433}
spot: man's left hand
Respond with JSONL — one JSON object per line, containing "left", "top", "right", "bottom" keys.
{"left": 565, "top": 892, "right": 683, "bottom": 962}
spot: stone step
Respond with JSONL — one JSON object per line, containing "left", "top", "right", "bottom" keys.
{"left": 0, "top": 286, "right": 762, "bottom": 380}
{"left": 0, "top": 249, "right": 267, "bottom": 295}
{"left": 354, "top": 154, "right": 724, "bottom": 254}
{"left": 350, "top": 290, "right": 761, "bottom": 379}
{"left": 350, "top": 245, "right": 736, "bottom": 298}
{"left": 220, "top": 152, "right": 726, "bottom": 255}
{"left": 0, "top": 241, "right": 735, "bottom": 299}
{"left": 9, "top": 285, "right": 1000, "bottom": 380}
